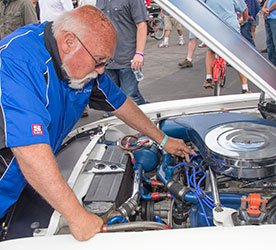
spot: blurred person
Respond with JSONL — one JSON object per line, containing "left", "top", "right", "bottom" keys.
{"left": 251, "top": 0, "right": 262, "bottom": 41}
{"left": 252, "top": 11, "right": 260, "bottom": 41}
{"left": 30, "top": 0, "right": 37, "bottom": 7}
{"left": 262, "top": 0, "right": 276, "bottom": 66}
{"left": 178, "top": 32, "right": 198, "bottom": 68}
{"left": 0, "top": 6, "right": 195, "bottom": 241}
{"left": 0, "top": 0, "right": 38, "bottom": 40}
{"left": 38, "top": 0, "right": 73, "bottom": 22}
{"left": 72, "top": 0, "right": 78, "bottom": 8}
{"left": 158, "top": 8, "right": 185, "bottom": 48}
{"left": 145, "top": 0, "right": 151, "bottom": 7}
{"left": 260, "top": 0, "right": 268, "bottom": 52}
{"left": 78, "top": 0, "right": 96, "bottom": 6}
{"left": 97, "top": 0, "right": 147, "bottom": 105}
{"left": 198, "top": 41, "right": 207, "bottom": 48}
{"left": 203, "top": 0, "right": 250, "bottom": 93}
{"left": 240, "top": 0, "right": 260, "bottom": 47}
{"left": 30, "top": 0, "right": 40, "bottom": 21}
{"left": 179, "top": 0, "right": 206, "bottom": 67}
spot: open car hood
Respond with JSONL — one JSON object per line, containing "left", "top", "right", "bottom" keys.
{"left": 2, "top": 1, "right": 276, "bottom": 249}
{"left": 155, "top": 0, "right": 276, "bottom": 99}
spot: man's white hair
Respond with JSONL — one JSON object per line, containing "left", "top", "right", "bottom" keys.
{"left": 52, "top": 10, "right": 87, "bottom": 39}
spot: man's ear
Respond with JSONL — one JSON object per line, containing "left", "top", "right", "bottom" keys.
{"left": 60, "top": 32, "right": 77, "bottom": 54}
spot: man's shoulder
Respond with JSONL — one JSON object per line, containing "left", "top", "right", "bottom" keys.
{"left": 11, "top": 0, "right": 33, "bottom": 7}
{"left": 0, "top": 24, "right": 48, "bottom": 61}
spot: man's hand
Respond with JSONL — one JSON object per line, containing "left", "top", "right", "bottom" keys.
{"left": 68, "top": 210, "right": 103, "bottom": 241}
{"left": 163, "top": 137, "right": 196, "bottom": 162}
{"left": 238, "top": 16, "right": 244, "bottom": 26}
{"left": 263, "top": 7, "right": 270, "bottom": 19}
{"left": 12, "top": 144, "right": 103, "bottom": 242}
{"left": 131, "top": 53, "right": 144, "bottom": 71}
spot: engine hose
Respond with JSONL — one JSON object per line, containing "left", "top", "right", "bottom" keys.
{"left": 141, "top": 188, "right": 171, "bottom": 200}
{"left": 157, "top": 152, "right": 174, "bottom": 184}
{"left": 107, "top": 216, "right": 128, "bottom": 225}
{"left": 266, "top": 194, "right": 276, "bottom": 224}
{"left": 267, "top": 207, "right": 276, "bottom": 224}
{"left": 267, "top": 194, "right": 276, "bottom": 209}
{"left": 102, "top": 221, "right": 170, "bottom": 232}
{"left": 117, "top": 197, "right": 138, "bottom": 218}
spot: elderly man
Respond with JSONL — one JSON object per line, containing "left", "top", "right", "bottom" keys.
{"left": 0, "top": 6, "right": 194, "bottom": 241}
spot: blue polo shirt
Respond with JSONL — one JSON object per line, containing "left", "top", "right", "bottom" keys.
{"left": 206, "top": 0, "right": 247, "bottom": 32}
{"left": 267, "top": 0, "right": 276, "bottom": 19}
{"left": 0, "top": 22, "right": 127, "bottom": 218}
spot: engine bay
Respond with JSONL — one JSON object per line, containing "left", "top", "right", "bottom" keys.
{"left": 3, "top": 96, "right": 276, "bottom": 240}
{"left": 76, "top": 110, "right": 276, "bottom": 231}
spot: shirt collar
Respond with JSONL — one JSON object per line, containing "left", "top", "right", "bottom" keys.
{"left": 44, "top": 22, "right": 70, "bottom": 82}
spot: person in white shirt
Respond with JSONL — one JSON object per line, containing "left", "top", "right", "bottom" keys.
{"left": 38, "top": 0, "right": 73, "bottom": 22}
{"left": 78, "top": 0, "right": 96, "bottom": 6}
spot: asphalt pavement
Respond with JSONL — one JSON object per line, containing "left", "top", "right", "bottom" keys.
{"left": 76, "top": 14, "right": 268, "bottom": 128}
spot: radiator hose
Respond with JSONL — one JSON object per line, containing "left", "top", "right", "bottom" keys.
{"left": 102, "top": 221, "right": 170, "bottom": 232}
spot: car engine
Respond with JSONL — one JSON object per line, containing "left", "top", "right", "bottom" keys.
{"left": 80, "top": 112, "right": 276, "bottom": 231}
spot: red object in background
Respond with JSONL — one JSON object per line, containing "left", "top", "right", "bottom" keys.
{"left": 145, "top": 0, "right": 151, "bottom": 6}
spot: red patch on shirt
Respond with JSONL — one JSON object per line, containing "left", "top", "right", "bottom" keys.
{"left": 32, "top": 124, "right": 43, "bottom": 135}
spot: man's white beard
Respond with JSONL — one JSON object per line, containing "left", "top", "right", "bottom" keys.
{"left": 62, "top": 49, "right": 98, "bottom": 89}
{"left": 67, "top": 71, "right": 98, "bottom": 89}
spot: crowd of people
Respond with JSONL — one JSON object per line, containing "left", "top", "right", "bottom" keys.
{"left": 160, "top": 0, "right": 275, "bottom": 94}
{"left": 0, "top": 0, "right": 275, "bottom": 243}
{"left": 0, "top": 0, "right": 275, "bottom": 99}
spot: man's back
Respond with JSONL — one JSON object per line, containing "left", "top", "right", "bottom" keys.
{"left": 206, "top": 0, "right": 246, "bottom": 32}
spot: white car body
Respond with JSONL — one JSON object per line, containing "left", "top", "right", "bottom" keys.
{"left": 1, "top": 0, "right": 276, "bottom": 249}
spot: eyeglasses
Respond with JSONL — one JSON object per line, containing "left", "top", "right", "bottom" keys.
{"left": 72, "top": 32, "right": 113, "bottom": 68}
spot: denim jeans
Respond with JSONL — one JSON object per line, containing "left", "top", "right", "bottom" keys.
{"left": 241, "top": 20, "right": 255, "bottom": 47}
{"left": 105, "top": 68, "right": 146, "bottom": 105}
{"left": 265, "top": 18, "right": 276, "bottom": 66}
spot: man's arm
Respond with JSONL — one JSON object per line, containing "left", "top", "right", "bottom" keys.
{"left": 131, "top": 21, "right": 147, "bottom": 72}
{"left": 112, "top": 97, "right": 196, "bottom": 161}
{"left": 238, "top": 6, "right": 248, "bottom": 26}
{"left": 242, "top": 6, "right": 249, "bottom": 22}
{"left": 159, "top": 8, "right": 164, "bottom": 18}
{"left": 267, "top": 0, "right": 276, "bottom": 11}
{"left": 11, "top": 143, "right": 103, "bottom": 241}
